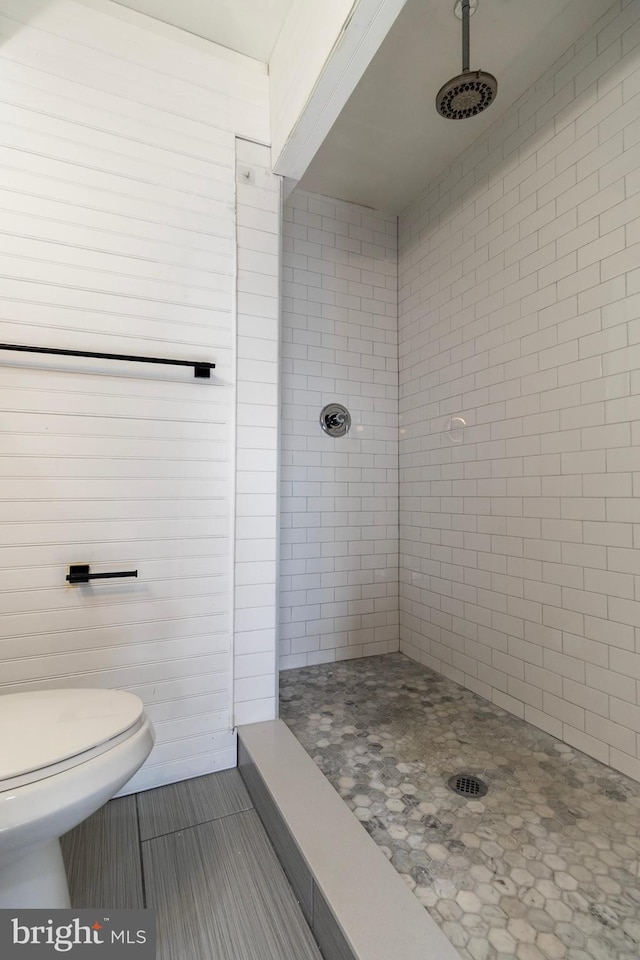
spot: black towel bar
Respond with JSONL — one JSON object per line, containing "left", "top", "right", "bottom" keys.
{"left": 0, "top": 342, "right": 215, "bottom": 378}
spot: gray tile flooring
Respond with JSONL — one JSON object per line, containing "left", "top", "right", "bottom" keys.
{"left": 61, "top": 769, "right": 322, "bottom": 960}
{"left": 280, "top": 653, "right": 640, "bottom": 960}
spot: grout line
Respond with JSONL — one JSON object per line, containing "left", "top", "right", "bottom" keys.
{"left": 138, "top": 802, "right": 255, "bottom": 844}
{"left": 134, "top": 792, "right": 148, "bottom": 909}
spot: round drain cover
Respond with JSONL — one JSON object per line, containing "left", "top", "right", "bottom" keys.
{"left": 448, "top": 773, "right": 487, "bottom": 798}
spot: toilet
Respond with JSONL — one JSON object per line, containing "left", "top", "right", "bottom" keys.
{"left": 0, "top": 688, "right": 154, "bottom": 908}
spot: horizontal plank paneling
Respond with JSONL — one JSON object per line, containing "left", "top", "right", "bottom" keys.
{"left": 0, "top": 187, "right": 236, "bottom": 253}
{"left": 0, "top": 0, "right": 270, "bottom": 789}
{"left": 0, "top": 234, "right": 232, "bottom": 291}
{"left": 0, "top": 643, "right": 231, "bottom": 682}
{"left": 0, "top": 212, "right": 232, "bottom": 273}
{"left": 0, "top": 499, "right": 229, "bottom": 525}
{"left": 147, "top": 692, "right": 230, "bottom": 724}
{"left": 0, "top": 1, "right": 268, "bottom": 141}
{"left": 0, "top": 556, "right": 228, "bottom": 589}
{"left": 3, "top": 656, "right": 230, "bottom": 696}
{"left": 0, "top": 616, "right": 229, "bottom": 652}
{"left": 0, "top": 538, "right": 229, "bottom": 568}
{"left": 0, "top": 132, "right": 234, "bottom": 204}
{"left": 0, "top": 576, "right": 230, "bottom": 616}
{"left": 0, "top": 412, "right": 230, "bottom": 439}
{"left": 0, "top": 63, "right": 241, "bottom": 157}
{"left": 0, "top": 432, "right": 230, "bottom": 459}
{"left": 143, "top": 730, "right": 236, "bottom": 767}
{"left": 0, "top": 381, "right": 232, "bottom": 419}
{"left": 0, "top": 457, "right": 229, "bottom": 480}
{"left": 0, "top": 602, "right": 230, "bottom": 640}
{"left": 0, "top": 107, "right": 236, "bottom": 191}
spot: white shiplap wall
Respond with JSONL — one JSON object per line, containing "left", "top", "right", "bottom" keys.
{"left": 0, "top": 0, "right": 270, "bottom": 791}
{"left": 399, "top": 0, "right": 640, "bottom": 784}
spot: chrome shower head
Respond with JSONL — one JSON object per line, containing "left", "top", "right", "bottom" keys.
{"left": 436, "top": 0, "right": 497, "bottom": 119}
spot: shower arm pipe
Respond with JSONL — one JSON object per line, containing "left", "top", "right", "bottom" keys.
{"left": 0, "top": 342, "right": 216, "bottom": 379}
{"left": 461, "top": 0, "right": 470, "bottom": 72}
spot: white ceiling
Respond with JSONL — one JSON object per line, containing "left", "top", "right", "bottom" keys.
{"left": 110, "top": 0, "right": 294, "bottom": 62}
{"left": 110, "top": 0, "right": 615, "bottom": 212}
{"left": 299, "top": 0, "right": 615, "bottom": 212}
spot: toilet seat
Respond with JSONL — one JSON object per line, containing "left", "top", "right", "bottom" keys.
{"left": 0, "top": 687, "right": 154, "bottom": 909}
{"left": 0, "top": 689, "right": 145, "bottom": 792}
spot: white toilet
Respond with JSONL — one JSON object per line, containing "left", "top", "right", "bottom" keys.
{"left": 0, "top": 688, "right": 154, "bottom": 908}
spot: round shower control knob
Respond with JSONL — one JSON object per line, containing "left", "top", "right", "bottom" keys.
{"left": 320, "top": 403, "right": 351, "bottom": 437}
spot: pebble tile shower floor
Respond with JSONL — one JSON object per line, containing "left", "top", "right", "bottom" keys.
{"left": 280, "top": 654, "right": 640, "bottom": 960}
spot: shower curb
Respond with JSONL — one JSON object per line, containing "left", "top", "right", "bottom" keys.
{"left": 238, "top": 719, "right": 460, "bottom": 960}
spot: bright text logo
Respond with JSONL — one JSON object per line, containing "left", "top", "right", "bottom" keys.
{"left": 1, "top": 910, "right": 155, "bottom": 958}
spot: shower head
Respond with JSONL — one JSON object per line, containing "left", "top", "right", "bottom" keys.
{"left": 436, "top": 0, "right": 497, "bottom": 119}
{"left": 436, "top": 69, "right": 497, "bottom": 119}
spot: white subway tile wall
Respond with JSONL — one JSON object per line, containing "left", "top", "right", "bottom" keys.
{"left": 280, "top": 190, "right": 399, "bottom": 669}
{"left": 399, "top": 0, "right": 640, "bottom": 782}
{"left": 234, "top": 139, "right": 281, "bottom": 725}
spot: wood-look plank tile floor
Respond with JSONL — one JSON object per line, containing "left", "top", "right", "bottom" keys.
{"left": 61, "top": 769, "right": 322, "bottom": 960}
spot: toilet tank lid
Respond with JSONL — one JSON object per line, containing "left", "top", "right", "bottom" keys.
{"left": 0, "top": 689, "right": 145, "bottom": 781}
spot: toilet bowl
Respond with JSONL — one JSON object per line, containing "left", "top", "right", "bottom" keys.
{"left": 0, "top": 688, "right": 155, "bottom": 908}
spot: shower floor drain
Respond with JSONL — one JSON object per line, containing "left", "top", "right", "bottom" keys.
{"left": 448, "top": 773, "right": 487, "bottom": 798}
